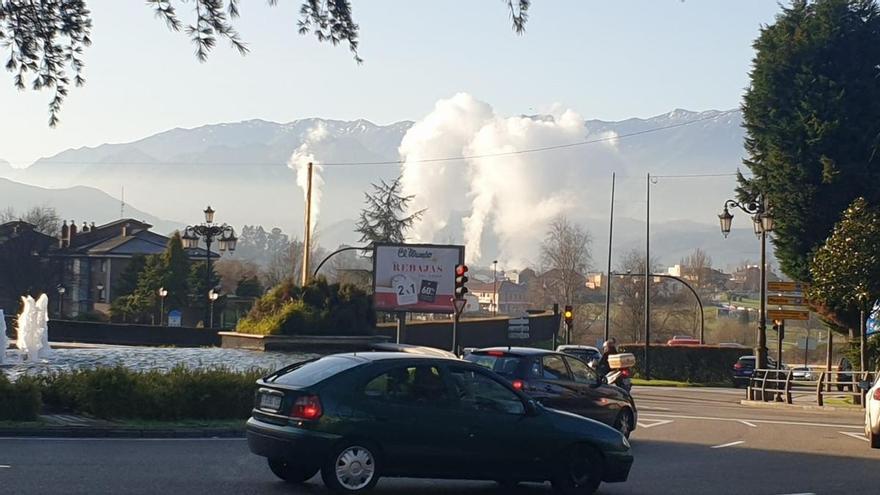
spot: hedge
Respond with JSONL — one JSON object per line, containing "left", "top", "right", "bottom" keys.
{"left": 0, "top": 374, "right": 41, "bottom": 421}
{"left": 25, "top": 366, "right": 264, "bottom": 420}
{"left": 618, "top": 344, "right": 748, "bottom": 384}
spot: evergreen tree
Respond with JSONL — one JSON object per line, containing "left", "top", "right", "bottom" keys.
{"left": 162, "top": 232, "right": 190, "bottom": 310}
{"left": 808, "top": 198, "right": 880, "bottom": 334}
{"left": 188, "top": 261, "right": 222, "bottom": 311}
{"left": 355, "top": 176, "right": 425, "bottom": 247}
{"left": 236, "top": 276, "right": 264, "bottom": 298}
{"left": 739, "top": 0, "right": 880, "bottom": 282}
{"left": 114, "top": 254, "right": 147, "bottom": 300}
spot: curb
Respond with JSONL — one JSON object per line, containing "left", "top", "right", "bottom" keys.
{"left": 740, "top": 399, "right": 864, "bottom": 415}
{"left": 0, "top": 427, "right": 245, "bottom": 438}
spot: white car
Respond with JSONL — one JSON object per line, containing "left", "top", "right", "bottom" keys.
{"left": 556, "top": 344, "right": 602, "bottom": 364}
{"left": 862, "top": 376, "right": 880, "bottom": 448}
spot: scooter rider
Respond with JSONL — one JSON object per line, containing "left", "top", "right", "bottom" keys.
{"left": 597, "top": 338, "right": 618, "bottom": 377}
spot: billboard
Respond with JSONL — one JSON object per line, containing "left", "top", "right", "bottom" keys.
{"left": 373, "top": 243, "right": 465, "bottom": 313}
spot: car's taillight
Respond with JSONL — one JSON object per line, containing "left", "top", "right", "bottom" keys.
{"left": 488, "top": 350, "right": 505, "bottom": 357}
{"left": 291, "top": 395, "right": 322, "bottom": 420}
{"left": 512, "top": 379, "right": 524, "bottom": 391}
{"left": 873, "top": 389, "right": 880, "bottom": 401}
{"left": 620, "top": 369, "right": 631, "bottom": 378}
{"left": 734, "top": 363, "right": 743, "bottom": 370}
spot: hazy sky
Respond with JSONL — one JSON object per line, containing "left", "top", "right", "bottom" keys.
{"left": 0, "top": 0, "right": 780, "bottom": 166}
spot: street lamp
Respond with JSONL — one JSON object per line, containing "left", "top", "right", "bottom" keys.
{"left": 158, "top": 287, "right": 168, "bottom": 326}
{"left": 56, "top": 284, "right": 66, "bottom": 318}
{"left": 492, "top": 260, "right": 498, "bottom": 317}
{"left": 183, "top": 206, "right": 237, "bottom": 326}
{"left": 718, "top": 197, "right": 774, "bottom": 369}
{"left": 208, "top": 289, "right": 220, "bottom": 329}
{"left": 96, "top": 283, "right": 104, "bottom": 303}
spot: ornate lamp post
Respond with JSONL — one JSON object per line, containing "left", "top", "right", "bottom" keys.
{"left": 182, "top": 206, "right": 237, "bottom": 326}
{"left": 56, "top": 284, "right": 66, "bottom": 318}
{"left": 208, "top": 289, "right": 220, "bottom": 329}
{"left": 719, "top": 197, "right": 774, "bottom": 369}
{"left": 158, "top": 287, "right": 168, "bottom": 326}
{"left": 492, "top": 260, "right": 498, "bottom": 317}
{"left": 96, "top": 283, "right": 104, "bottom": 304}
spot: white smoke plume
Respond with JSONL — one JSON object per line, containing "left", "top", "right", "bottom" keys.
{"left": 288, "top": 122, "right": 328, "bottom": 234}
{"left": 399, "top": 93, "right": 618, "bottom": 268}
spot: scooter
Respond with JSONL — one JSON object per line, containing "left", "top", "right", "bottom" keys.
{"left": 588, "top": 354, "right": 635, "bottom": 393}
{"left": 606, "top": 368, "right": 633, "bottom": 392}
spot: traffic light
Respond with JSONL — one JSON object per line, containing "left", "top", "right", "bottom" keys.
{"left": 564, "top": 305, "right": 574, "bottom": 326}
{"left": 454, "top": 264, "right": 469, "bottom": 299}
{"left": 773, "top": 319, "right": 785, "bottom": 340}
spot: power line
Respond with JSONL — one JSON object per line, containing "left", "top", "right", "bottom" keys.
{"left": 4, "top": 109, "right": 740, "bottom": 168}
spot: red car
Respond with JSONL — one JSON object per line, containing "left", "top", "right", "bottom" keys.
{"left": 666, "top": 336, "right": 700, "bottom": 346}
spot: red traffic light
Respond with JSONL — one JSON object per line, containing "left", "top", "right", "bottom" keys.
{"left": 455, "top": 264, "right": 468, "bottom": 276}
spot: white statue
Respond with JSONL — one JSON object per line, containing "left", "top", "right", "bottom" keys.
{"left": 35, "top": 294, "right": 51, "bottom": 360}
{"left": 0, "top": 309, "right": 7, "bottom": 365}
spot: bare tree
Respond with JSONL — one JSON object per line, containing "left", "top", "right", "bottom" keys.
{"left": 0, "top": 206, "right": 60, "bottom": 236}
{"left": 540, "top": 216, "right": 592, "bottom": 305}
{"left": 680, "top": 248, "right": 712, "bottom": 290}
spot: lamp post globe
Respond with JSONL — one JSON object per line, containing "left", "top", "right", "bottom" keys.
{"left": 204, "top": 206, "right": 215, "bottom": 224}
{"left": 718, "top": 207, "right": 733, "bottom": 238}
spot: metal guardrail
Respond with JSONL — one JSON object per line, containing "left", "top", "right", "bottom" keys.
{"left": 747, "top": 369, "right": 873, "bottom": 407}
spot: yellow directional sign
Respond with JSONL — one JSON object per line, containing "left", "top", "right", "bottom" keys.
{"left": 767, "top": 295, "right": 805, "bottom": 306}
{"left": 767, "top": 281, "right": 808, "bottom": 292}
{"left": 767, "top": 309, "right": 810, "bottom": 321}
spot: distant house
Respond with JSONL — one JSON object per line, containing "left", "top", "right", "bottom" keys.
{"left": 53, "top": 219, "right": 215, "bottom": 318}
{"left": 467, "top": 280, "right": 529, "bottom": 316}
{"left": 0, "top": 221, "right": 58, "bottom": 313}
{"left": 729, "top": 265, "right": 780, "bottom": 294}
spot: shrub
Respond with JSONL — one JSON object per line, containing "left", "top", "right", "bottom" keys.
{"left": 0, "top": 374, "right": 41, "bottom": 421}
{"left": 36, "top": 366, "right": 264, "bottom": 420}
{"left": 237, "top": 278, "right": 375, "bottom": 336}
{"left": 618, "top": 344, "right": 746, "bottom": 384}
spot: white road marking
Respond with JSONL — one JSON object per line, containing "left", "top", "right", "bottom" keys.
{"left": 637, "top": 406, "right": 672, "bottom": 411}
{"left": 776, "top": 493, "right": 816, "bottom": 495}
{"left": 0, "top": 465, "right": 10, "bottom": 468}
{"left": 637, "top": 419, "right": 673, "bottom": 429}
{"left": 739, "top": 420, "right": 758, "bottom": 428}
{"left": 711, "top": 440, "right": 745, "bottom": 449}
{"left": 640, "top": 412, "right": 862, "bottom": 430}
{"left": 840, "top": 431, "right": 869, "bottom": 443}
{"left": 0, "top": 437, "right": 246, "bottom": 442}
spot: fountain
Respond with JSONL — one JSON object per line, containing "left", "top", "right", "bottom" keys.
{"left": 15, "top": 295, "right": 51, "bottom": 363}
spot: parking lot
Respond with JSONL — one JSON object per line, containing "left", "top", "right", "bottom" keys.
{"left": 2, "top": 386, "right": 877, "bottom": 495}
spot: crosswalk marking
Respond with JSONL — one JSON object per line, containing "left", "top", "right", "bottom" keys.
{"left": 839, "top": 431, "right": 869, "bottom": 443}
{"left": 637, "top": 419, "right": 673, "bottom": 429}
{"left": 711, "top": 440, "right": 745, "bottom": 449}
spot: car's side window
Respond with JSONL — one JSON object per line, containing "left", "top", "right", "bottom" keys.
{"left": 565, "top": 356, "right": 598, "bottom": 385}
{"left": 448, "top": 367, "right": 525, "bottom": 415}
{"left": 363, "top": 365, "right": 450, "bottom": 405}
{"left": 542, "top": 355, "right": 571, "bottom": 381}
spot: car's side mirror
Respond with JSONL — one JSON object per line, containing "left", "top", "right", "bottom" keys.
{"left": 858, "top": 380, "right": 872, "bottom": 391}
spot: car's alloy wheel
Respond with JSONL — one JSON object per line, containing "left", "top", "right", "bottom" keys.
{"left": 552, "top": 444, "right": 603, "bottom": 495}
{"left": 323, "top": 443, "right": 380, "bottom": 493}
{"left": 267, "top": 458, "right": 318, "bottom": 483}
{"left": 614, "top": 409, "right": 634, "bottom": 439}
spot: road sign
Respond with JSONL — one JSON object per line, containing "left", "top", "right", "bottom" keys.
{"left": 452, "top": 298, "right": 466, "bottom": 315}
{"left": 796, "top": 337, "right": 817, "bottom": 350}
{"left": 767, "top": 281, "right": 807, "bottom": 293}
{"left": 868, "top": 300, "right": 880, "bottom": 337}
{"left": 167, "top": 310, "right": 182, "bottom": 327}
{"left": 767, "top": 295, "right": 805, "bottom": 306}
{"left": 767, "top": 309, "right": 810, "bottom": 321}
{"left": 507, "top": 315, "right": 530, "bottom": 339}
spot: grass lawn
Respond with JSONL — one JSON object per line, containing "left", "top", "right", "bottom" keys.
{"left": 631, "top": 378, "right": 730, "bottom": 388}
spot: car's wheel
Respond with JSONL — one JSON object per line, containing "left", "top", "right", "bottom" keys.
{"left": 267, "top": 458, "right": 318, "bottom": 483}
{"left": 551, "top": 444, "right": 603, "bottom": 495}
{"left": 614, "top": 408, "right": 635, "bottom": 439}
{"left": 322, "top": 442, "right": 380, "bottom": 494}
{"left": 871, "top": 430, "right": 880, "bottom": 449}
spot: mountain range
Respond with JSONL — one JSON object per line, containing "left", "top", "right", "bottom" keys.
{"left": 0, "top": 108, "right": 769, "bottom": 270}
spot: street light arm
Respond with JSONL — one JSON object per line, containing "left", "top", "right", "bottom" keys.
{"left": 724, "top": 198, "right": 763, "bottom": 216}
{"left": 313, "top": 246, "right": 371, "bottom": 278}
{"left": 611, "top": 272, "right": 705, "bottom": 344}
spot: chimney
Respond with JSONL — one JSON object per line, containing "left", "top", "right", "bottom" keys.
{"left": 81, "top": 221, "right": 89, "bottom": 233}
{"left": 60, "top": 220, "right": 69, "bottom": 248}
{"left": 90, "top": 222, "right": 96, "bottom": 230}
{"left": 121, "top": 223, "right": 129, "bottom": 237}
{"left": 69, "top": 220, "right": 77, "bottom": 244}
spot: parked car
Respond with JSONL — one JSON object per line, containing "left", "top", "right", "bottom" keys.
{"left": 718, "top": 342, "right": 747, "bottom": 349}
{"left": 464, "top": 347, "right": 637, "bottom": 438}
{"left": 666, "top": 336, "right": 701, "bottom": 346}
{"left": 860, "top": 376, "right": 880, "bottom": 448}
{"left": 556, "top": 345, "right": 602, "bottom": 364}
{"left": 369, "top": 343, "right": 458, "bottom": 359}
{"left": 247, "top": 352, "right": 633, "bottom": 494}
{"left": 732, "top": 355, "right": 780, "bottom": 388}
{"left": 791, "top": 367, "right": 815, "bottom": 381}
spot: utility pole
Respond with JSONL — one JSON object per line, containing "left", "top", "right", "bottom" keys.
{"left": 301, "top": 162, "right": 313, "bottom": 286}
{"left": 604, "top": 172, "right": 615, "bottom": 341}
{"left": 644, "top": 173, "right": 651, "bottom": 380}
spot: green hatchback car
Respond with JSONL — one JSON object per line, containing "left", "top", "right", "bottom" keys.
{"left": 247, "top": 352, "right": 633, "bottom": 494}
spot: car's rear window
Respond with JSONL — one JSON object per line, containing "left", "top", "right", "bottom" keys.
{"left": 737, "top": 357, "right": 755, "bottom": 366}
{"left": 268, "top": 356, "right": 362, "bottom": 387}
{"left": 464, "top": 353, "right": 525, "bottom": 378}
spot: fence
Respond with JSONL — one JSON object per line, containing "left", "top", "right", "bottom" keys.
{"left": 747, "top": 368, "right": 873, "bottom": 407}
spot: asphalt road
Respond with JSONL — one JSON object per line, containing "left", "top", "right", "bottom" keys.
{"left": 2, "top": 386, "right": 878, "bottom": 495}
